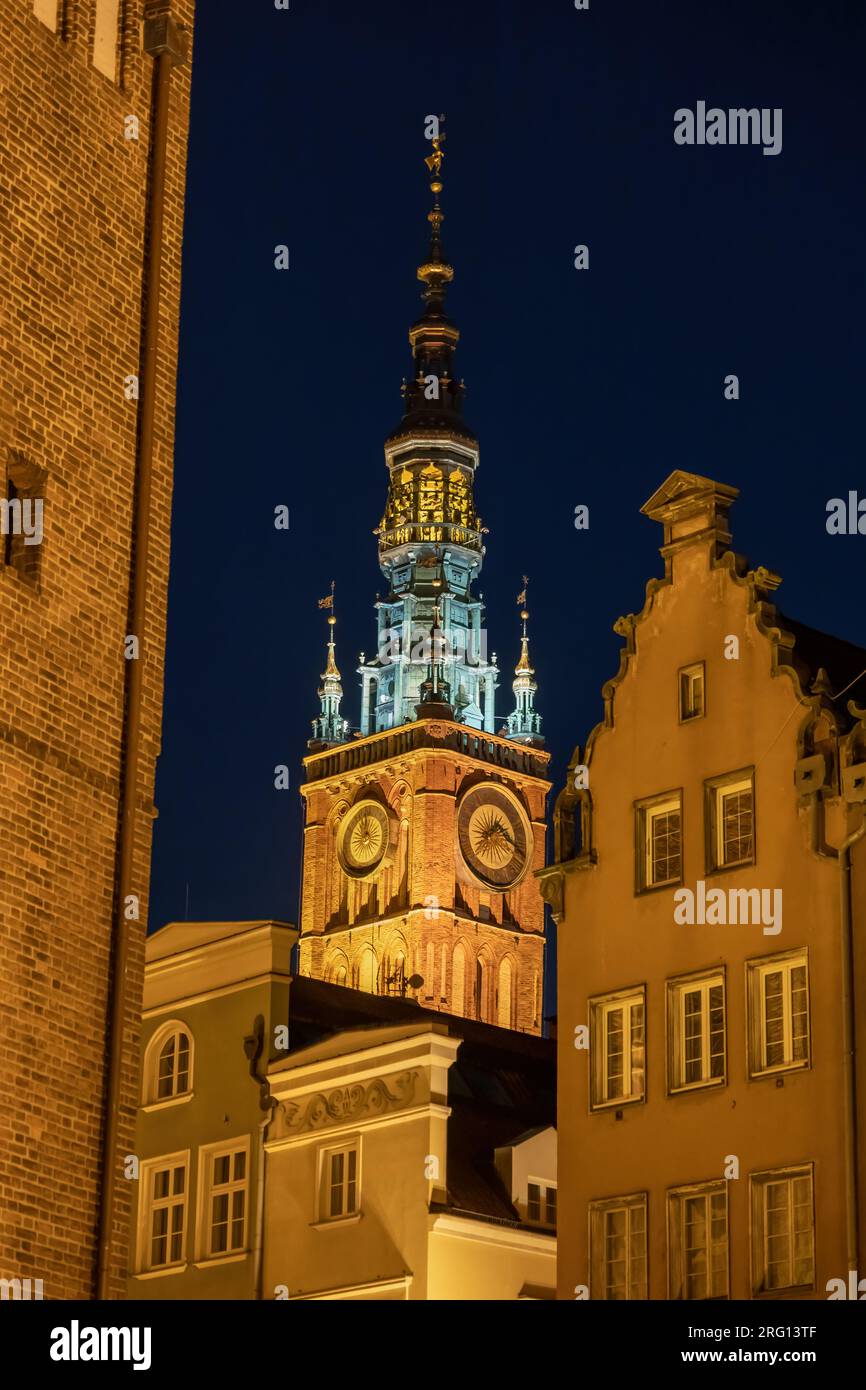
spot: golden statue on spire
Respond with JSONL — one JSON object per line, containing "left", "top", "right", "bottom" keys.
{"left": 424, "top": 135, "right": 445, "bottom": 181}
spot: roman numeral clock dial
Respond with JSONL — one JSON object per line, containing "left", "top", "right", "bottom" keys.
{"left": 456, "top": 784, "right": 531, "bottom": 890}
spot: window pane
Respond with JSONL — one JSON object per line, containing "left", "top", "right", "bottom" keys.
{"left": 153, "top": 1168, "right": 170, "bottom": 1201}
{"left": 629, "top": 1002, "right": 645, "bottom": 1097}
{"left": 213, "top": 1155, "right": 230, "bottom": 1187}
{"left": 233, "top": 1150, "right": 246, "bottom": 1182}
{"left": 651, "top": 808, "right": 681, "bottom": 884}
{"left": 528, "top": 1183, "right": 541, "bottom": 1222}
{"left": 721, "top": 788, "right": 753, "bottom": 864}
{"left": 605, "top": 1008, "right": 624, "bottom": 1098}
{"left": 172, "top": 1166, "right": 185, "bottom": 1196}
{"left": 763, "top": 972, "right": 785, "bottom": 1066}
{"left": 790, "top": 966, "right": 808, "bottom": 1060}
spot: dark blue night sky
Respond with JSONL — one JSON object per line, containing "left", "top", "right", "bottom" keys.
{"left": 150, "top": 0, "right": 865, "bottom": 946}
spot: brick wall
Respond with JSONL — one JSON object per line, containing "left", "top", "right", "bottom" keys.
{"left": 0, "top": 0, "right": 194, "bottom": 1298}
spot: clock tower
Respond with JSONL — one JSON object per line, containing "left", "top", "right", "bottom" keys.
{"left": 297, "top": 137, "right": 551, "bottom": 1033}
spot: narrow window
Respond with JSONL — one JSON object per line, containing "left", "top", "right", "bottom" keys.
{"left": 679, "top": 662, "right": 705, "bottom": 721}
{"left": 2, "top": 451, "right": 45, "bottom": 585}
{"left": 747, "top": 951, "right": 810, "bottom": 1076}
{"left": 668, "top": 1183, "right": 728, "bottom": 1299}
{"left": 589, "top": 1193, "right": 647, "bottom": 1300}
{"left": 206, "top": 1147, "right": 248, "bottom": 1257}
{"left": 141, "top": 1155, "right": 187, "bottom": 1272}
{"left": 321, "top": 1143, "right": 360, "bottom": 1221}
{"left": 590, "top": 987, "right": 646, "bottom": 1108}
{"left": 705, "top": 769, "right": 755, "bottom": 871}
{"left": 439, "top": 942, "right": 448, "bottom": 1002}
{"left": 635, "top": 792, "right": 682, "bottom": 891}
{"left": 425, "top": 942, "right": 434, "bottom": 999}
{"left": 667, "top": 973, "right": 725, "bottom": 1092}
{"left": 93, "top": 0, "right": 121, "bottom": 82}
{"left": 750, "top": 1166, "right": 815, "bottom": 1294}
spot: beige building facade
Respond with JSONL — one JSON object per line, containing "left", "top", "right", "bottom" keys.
{"left": 130, "top": 920, "right": 556, "bottom": 1300}
{"left": 541, "top": 470, "right": 866, "bottom": 1300}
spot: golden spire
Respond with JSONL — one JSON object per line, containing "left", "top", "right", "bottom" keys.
{"left": 418, "top": 124, "right": 454, "bottom": 288}
{"left": 515, "top": 576, "right": 533, "bottom": 675}
{"left": 317, "top": 581, "right": 340, "bottom": 679}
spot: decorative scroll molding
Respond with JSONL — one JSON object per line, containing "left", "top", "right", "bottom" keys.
{"left": 271, "top": 1069, "right": 420, "bottom": 1140}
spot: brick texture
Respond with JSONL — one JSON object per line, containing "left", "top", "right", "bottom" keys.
{"left": 0, "top": 0, "right": 194, "bottom": 1298}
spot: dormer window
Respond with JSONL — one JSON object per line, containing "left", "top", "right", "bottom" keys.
{"left": 527, "top": 1180, "right": 557, "bottom": 1229}
{"left": 679, "top": 662, "right": 705, "bottom": 722}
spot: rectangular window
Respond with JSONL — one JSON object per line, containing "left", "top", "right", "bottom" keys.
{"left": 590, "top": 987, "right": 646, "bottom": 1109}
{"left": 320, "top": 1142, "right": 360, "bottom": 1221}
{"left": 747, "top": 951, "right": 810, "bottom": 1076}
{"left": 636, "top": 792, "right": 682, "bottom": 891}
{"left": 527, "top": 1181, "right": 557, "bottom": 1228}
{"left": 705, "top": 769, "right": 755, "bottom": 871}
{"left": 198, "top": 1143, "right": 249, "bottom": 1259}
{"left": 141, "top": 1154, "right": 188, "bottom": 1272}
{"left": 679, "top": 662, "right": 705, "bottom": 721}
{"left": 667, "top": 972, "right": 725, "bottom": 1092}
{"left": 668, "top": 1183, "right": 729, "bottom": 1299}
{"left": 589, "top": 1193, "right": 647, "bottom": 1300}
{"left": 750, "top": 1166, "right": 815, "bottom": 1295}
{"left": 93, "top": 0, "right": 121, "bottom": 81}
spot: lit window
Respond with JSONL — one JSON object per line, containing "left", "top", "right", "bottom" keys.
{"left": 200, "top": 1144, "right": 249, "bottom": 1259}
{"left": 679, "top": 663, "right": 705, "bottom": 721}
{"left": 589, "top": 1193, "right": 647, "bottom": 1300}
{"left": 747, "top": 951, "right": 810, "bottom": 1076}
{"left": 590, "top": 987, "right": 646, "bottom": 1108}
{"left": 636, "top": 793, "right": 682, "bottom": 890}
{"left": 668, "top": 1183, "right": 728, "bottom": 1299}
{"left": 705, "top": 769, "right": 755, "bottom": 870}
{"left": 140, "top": 1154, "right": 188, "bottom": 1272}
{"left": 750, "top": 1166, "right": 815, "bottom": 1294}
{"left": 527, "top": 1181, "right": 557, "bottom": 1228}
{"left": 667, "top": 973, "right": 725, "bottom": 1092}
{"left": 320, "top": 1142, "right": 360, "bottom": 1221}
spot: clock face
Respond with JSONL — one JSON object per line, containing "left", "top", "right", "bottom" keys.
{"left": 338, "top": 800, "right": 391, "bottom": 878}
{"left": 457, "top": 784, "right": 531, "bottom": 889}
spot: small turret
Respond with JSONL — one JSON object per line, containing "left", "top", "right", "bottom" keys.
{"left": 505, "top": 577, "right": 544, "bottom": 747}
{"left": 309, "top": 583, "right": 350, "bottom": 750}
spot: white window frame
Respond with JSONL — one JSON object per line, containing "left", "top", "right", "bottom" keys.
{"left": 142, "top": 1021, "right": 194, "bottom": 1108}
{"left": 667, "top": 1181, "right": 729, "bottom": 1300}
{"left": 137, "top": 1151, "right": 189, "bottom": 1275}
{"left": 667, "top": 971, "right": 726, "bottom": 1093}
{"left": 636, "top": 792, "right": 682, "bottom": 891}
{"left": 678, "top": 662, "right": 705, "bottom": 722}
{"left": 747, "top": 950, "right": 810, "bottom": 1077}
{"left": 196, "top": 1138, "right": 251, "bottom": 1262}
{"left": 590, "top": 986, "right": 646, "bottom": 1110}
{"left": 526, "top": 1178, "right": 557, "bottom": 1228}
{"left": 589, "top": 1192, "right": 648, "bottom": 1300}
{"left": 750, "top": 1165, "right": 815, "bottom": 1295}
{"left": 706, "top": 769, "right": 755, "bottom": 871}
{"left": 317, "top": 1139, "right": 361, "bottom": 1223}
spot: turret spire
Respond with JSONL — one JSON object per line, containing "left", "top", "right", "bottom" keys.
{"left": 309, "top": 583, "right": 350, "bottom": 749}
{"left": 391, "top": 123, "right": 471, "bottom": 441}
{"left": 505, "top": 577, "right": 544, "bottom": 746}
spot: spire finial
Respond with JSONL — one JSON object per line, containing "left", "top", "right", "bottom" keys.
{"left": 418, "top": 119, "right": 453, "bottom": 292}
{"left": 505, "top": 576, "right": 544, "bottom": 746}
{"left": 309, "top": 583, "right": 349, "bottom": 748}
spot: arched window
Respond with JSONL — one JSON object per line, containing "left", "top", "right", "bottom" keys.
{"left": 476, "top": 955, "right": 492, "bottom": 1022}
{"left": 327, "top": 951, "right": 349, "bottom": 988}
{"left": 144, "top": 1023, "right": 193, "bottom": 1105}
{"left": 452, "top": 944, "right": 466, "bottom": 1017}
{"left": 497, "top": 958, "right": 514, "bottom": 1029}
{"left": 358, "top": 946, "right": 378, "bottom": 994}
{"left": 440, "top": 943, "right": 448, "bottom": 1002}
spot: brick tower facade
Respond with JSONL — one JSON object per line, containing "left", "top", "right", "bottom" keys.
{"left": 298, "top": 134, "right": 551, "bottom": 1032}
{"left": 0, "top": 0, "right": 194, "bottom": 1298}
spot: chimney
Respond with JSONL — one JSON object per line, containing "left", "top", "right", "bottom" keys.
{"left": 641, "top": 469, "right": 739, "bottom": 580}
